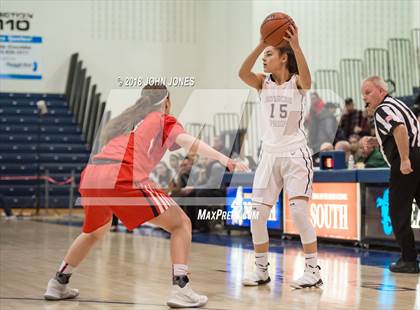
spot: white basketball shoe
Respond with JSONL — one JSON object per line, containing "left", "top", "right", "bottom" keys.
{"left": 242, "top": 263, "right": 271, "bottom": 286}
{"left": 44, "top": 278, "right": 79, "bottom": 300}
{"left": 290, "top": 265, "right": 323, "bottom": 289}
{"left": 166, "top": 282, "right": 208, "bottom": 308}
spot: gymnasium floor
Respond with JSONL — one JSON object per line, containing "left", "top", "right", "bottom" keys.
{"left": 0, "top": 219, "right": 419, "bottom": 310}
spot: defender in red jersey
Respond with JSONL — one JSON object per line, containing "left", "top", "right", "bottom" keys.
{"left": 44, "top": 84, "right": 247, "bottom": 308}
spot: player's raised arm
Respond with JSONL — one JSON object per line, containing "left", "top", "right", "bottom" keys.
{"left": 238, "top": 40, "right": 267, "bottom": 91}
{"left": 284, "top": 24, "right": 311, "bottom": 91}
{"left": 175, "top": 133, "right": 248, "bottom": 172}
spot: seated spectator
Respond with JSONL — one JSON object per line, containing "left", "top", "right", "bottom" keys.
{"left": 168, "top": 157, "right": 194, "bottom": 197}
{"left": 149, "top": 161, "right": 172, "bottom": 188}
{"left": 335, "top": 140, "right": 351, "bottom": 163}
{"left": 349, "top": 134, "right": 362, "bottom": 161}
{"left": 312, "top": 142, "right": 334, "bottom": 167}
{"left": 357, "top": 136, "right": 388, "bottom": 168}
{"left": 320, "top": 142, "right": 334, "bottom": 152}
{"left": 169, "top": 153, "right": 181, "bottom": 178}
{"left": 191, "top": 157, "right": 227, "bottom": 232}
{"left": 338, "top": 98, "right": 371, "bottom": 139}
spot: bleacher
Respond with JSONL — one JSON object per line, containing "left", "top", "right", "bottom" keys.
{"left": 0, "top": 93, "right": 90, "bottom": 209}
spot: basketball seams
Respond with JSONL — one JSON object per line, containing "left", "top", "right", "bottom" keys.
{"left": 261, "top": 20, "right": 290, "bottom": 41}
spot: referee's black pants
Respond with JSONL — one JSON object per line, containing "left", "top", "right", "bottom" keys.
{"left": 389, "top": 148, "right": 420, "bottom": 262}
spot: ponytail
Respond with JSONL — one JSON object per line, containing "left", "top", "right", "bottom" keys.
{"left": 100, "top": 83, "right": 169, "bottom": 145}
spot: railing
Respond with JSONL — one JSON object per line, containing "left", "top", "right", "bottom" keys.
{"left": 388, "top": 38, "right": 415, "bottom": 96}
{"left": 65, "top": 53, "right": 106, "bottom": 148}
{"left": 0, "top": 170, "right": 77, "bottom": 216}
{"left": 340, "top": 59, "right": 365, "bottom": 109}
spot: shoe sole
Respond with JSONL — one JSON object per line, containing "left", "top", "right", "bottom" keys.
{"left": 44, "top": 292, "right": 79, "bottom": 300}
{"left": 166, "top": 300, "right": 207, "bottom": 308}
{"left": 390, "top": 269, "right": 419, "bottom": 274}
{"left": 243, "top": 276, "right": 271, "bottom": 286}
{"left": 290, "top": 279, "right": 323, "bottom": 289}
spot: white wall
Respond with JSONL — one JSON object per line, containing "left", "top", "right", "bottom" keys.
{"left": 0, "top": 0, "right": 417, "bottom": 119}
{"left": 252, "top": 0, "right": 416, "bottom": 73}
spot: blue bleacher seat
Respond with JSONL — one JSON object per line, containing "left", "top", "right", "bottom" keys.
{"left": 0, "top": 107, "right": 72, "bottom": 116}
{"left": 0, "top": 116, "right": 76, "bottom": 125}
{"left": 0, "top": 125, "right": 81, "bottom": 134}
{"left": 0, "top": 134, "right": 84, "bottom": 143}
{"left": 0, "top": 92, "right": 90, "bottom": 209}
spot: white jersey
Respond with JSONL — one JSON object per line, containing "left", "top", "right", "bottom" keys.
{"left": 259, "top": 74, "right": 307, "bottom": 153}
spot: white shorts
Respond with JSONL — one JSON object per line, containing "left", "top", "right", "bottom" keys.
{"left": 252, "top": 147, "right": 313, "bottom": 205}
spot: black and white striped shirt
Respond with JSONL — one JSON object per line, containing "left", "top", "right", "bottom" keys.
{"left": 373, "top": 95, "right": 420, "bottom": 165}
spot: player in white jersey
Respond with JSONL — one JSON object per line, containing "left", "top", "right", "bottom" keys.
{"left": 238, "top": 25, "right": 322, "bottom": 289}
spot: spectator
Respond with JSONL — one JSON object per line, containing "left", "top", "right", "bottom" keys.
{"left": 334, "top": 140, "right": 351, "bottom": 163}
{"left": 150, "top": 161, "right": 172, "bottom": 188}
{"left": 169, "top": 153, "right": 181, "bottom": 178}
{"left": 190, "top": 157, "right": 227, "bottom": 232}
{"left": 313, "top": 142, "right": 334, "bottom": 167}
{"left": 307, "top": 92, "right": 325, "bottom": 149}
{"left": 357, "top": 136, "right": 388, "bottom": 168}
{"left": 311, "top": 102, "right": 339, "bottom": 152}
{"left": 168, "top": 157, "right": 194, "bottom": 197}
{"left": 212, "top": 135, "right": 229, "bottom": 156}
{"left": 338, "top": 98, "right": 371, "bottom": 139}
{"left": 320, "top": 142, "right": 334, "bottom": 152}
{"left": 310, "top": 92, "right": 325, "bottom": 114}
{"left": 349, "top": 134, "right": 362, "bottom": 161}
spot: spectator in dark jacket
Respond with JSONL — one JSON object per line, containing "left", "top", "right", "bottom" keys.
{"left": 338, "top": 98, "right": 371, "bottom": 139}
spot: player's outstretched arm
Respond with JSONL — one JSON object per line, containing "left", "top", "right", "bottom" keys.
{"left": 284, "top": 24, "right": 311, "bottom": 91}
{"left": 175, "top": 133, "right": 248, "bottom": 172}
{"left": 238, "top": 40, "right": 267, "bottom": 91}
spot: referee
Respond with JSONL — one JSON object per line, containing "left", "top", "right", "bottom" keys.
{"left": 361, "top": 76, "right": 419, "bottom": 273}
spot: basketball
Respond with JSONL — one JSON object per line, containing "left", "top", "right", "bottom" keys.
{"left": 260, "top": 12, "right": 295, "bottom": 47}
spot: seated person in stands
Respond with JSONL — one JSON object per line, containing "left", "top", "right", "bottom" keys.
{"left": 312, "top": 142, "right": 333, "bottom": 167}
{"left": 334, "top": 140, "right": 351, "bottom": 163}
{"left": 149, "top": 161, "right": 172, "bottom": 188}
{"left": 349, "top": 134, "right": 362, "bottom": 161}
{"left": 168, "top": 156, "right": 195, "bottom": 197}
{"left": 356, "top": 136, "right": 388, "bottom": 168}
{"left": 168, "top": 153, "right": 181, "bottom": 179}
{"left": 184, "top": 156, "right": 228, "bottom": 232}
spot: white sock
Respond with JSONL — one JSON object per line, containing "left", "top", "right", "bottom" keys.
{"left": 58, "top": 261, "right": 74, "bottom": 274}
{"left": 255, "top": 252, "right": 269, "bottom": 273}
{"left": 173, "top": 264, "right": 188, "bottom": 277}
{"left": 305, "top": 252, "right": 317, "bottom": 268}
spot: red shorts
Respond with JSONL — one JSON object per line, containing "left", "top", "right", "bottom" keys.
{"left": 79, "top": 163, "right": 175, "bottom": 233}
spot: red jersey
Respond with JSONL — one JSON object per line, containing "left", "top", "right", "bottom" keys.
{"left": 92, "top": 111, "right": 185, "bottom": 183}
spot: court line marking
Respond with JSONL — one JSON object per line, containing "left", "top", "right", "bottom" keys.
{"left": 0, "top": 297, "right": 229, "bottom": 310}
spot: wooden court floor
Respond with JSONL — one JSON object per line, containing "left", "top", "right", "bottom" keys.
{"left": 0, "top": 220, "right": 419, "bottom": 310}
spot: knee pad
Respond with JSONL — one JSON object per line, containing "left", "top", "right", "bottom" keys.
{"left": 290, "top": 199, "right": 316, "bottom": 244}
{"left": 250, "top": 202, "right": 271, "bottom": 245}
